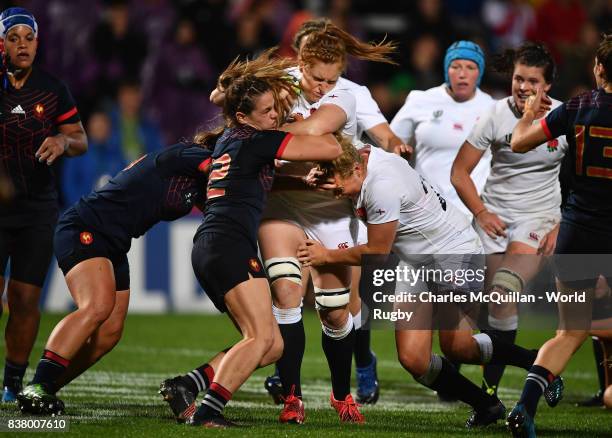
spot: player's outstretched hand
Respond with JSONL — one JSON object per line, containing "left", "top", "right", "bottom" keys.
{"left": 525, "top": 87, "right": 552, "bottom": 118}
{"left": 35, "top": 134, "right": 68, "bottom": 165}
{"left": 538, "top": 223, "right": 559, "bottom": 256}
{"left": 476, "top": 210, "right": 507, "bottom": 239}
{"left": 297, "top": 239, "right": 328, "bottom": 267}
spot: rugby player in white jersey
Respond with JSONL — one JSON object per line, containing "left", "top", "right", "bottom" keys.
{"left": 257, "top": 24, "right": 397, "bottom": 424}
{"left": 390, "top": 41, "right": 495, "bottom": 219}
{"left": 297, "top": 140, "right": 562, "bottom": 429}
{"left": 260, "top": 18, "right": 411, "bottom": 408}
{"left": 451, "top": 42, "right": 566, "bottom": 398}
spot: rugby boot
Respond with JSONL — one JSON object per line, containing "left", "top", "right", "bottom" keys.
{"left": 17, "top": 384, "right": 64, "bottom": 415}
{"left": 356, "top": 353, "right": 380, "bottom": 405}
{"left": 543, "top": 376, "right": 564, "bottom": 407}
{"left": 506, "top": 403, "right": 537, "bottom": 438}
{"left": 159, "top": 376, "right": 196, "bottom": 423}
{"left": 279, "top": 385, "right": 305, "bottom": 424}
{"left": 466, "top": 398, "right": 506, "bottom": 428}
{"left": 330, "top": 392, "right": 365, "bottom": 424}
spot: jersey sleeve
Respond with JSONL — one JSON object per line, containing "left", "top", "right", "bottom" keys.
{"left": 365, "top": 178, "right": 401, "bottom": 225}
{"left": 180, "top": 144, "right": 213, "bottom": 177}
{"left": 466, "top": 109, "right": 496, "bottom": 151}
{"left": 250, "top": 130, "right": 294, "bottom": 161}
{"left": 354, "top": 85, "right": 387, "bottom": 131}
{"left": 390, "top": 93, "right": 417, "bottom": 144}
{"left": 55, "top": 81, "right": 81, "bottom": 125}
{"left": 541, "top": 102, "right": 569, "bottom": 141}
{"left": 319, "top": 89, "right": 356, "bottom": 122}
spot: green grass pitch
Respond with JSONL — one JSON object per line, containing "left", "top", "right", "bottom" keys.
{"left": 1, "top": 312, "right": 610, "bottom": 436}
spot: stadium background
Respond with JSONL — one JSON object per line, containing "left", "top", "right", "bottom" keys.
{"left": 3, "top": 0, "right": 605, "bottom": 312}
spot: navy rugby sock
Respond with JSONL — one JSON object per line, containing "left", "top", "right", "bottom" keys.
{"left": 3, "top": 359, "right": 27, "bottom": 391}
{"left": 592, "top": 338, "right": 606, "bottom": 394}
{"left": 31, "top": 350, "right": 70, "bottom": 393}
{"left": 185, "top": 363, "right": 215, "bottom": 396}
{"left": 519, "top": 365, "right": 555, "bottom": 418}
{"left": 194, "top": 382, "right": 232, "bottom": 420}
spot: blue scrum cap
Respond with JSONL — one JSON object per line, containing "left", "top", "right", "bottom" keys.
{"left": 0, "top": 7, "right": 38, "bottom": 40}
{"left": 444, "top": 40, "right": 485, "bottom": 86}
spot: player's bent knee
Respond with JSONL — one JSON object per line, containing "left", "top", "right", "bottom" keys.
{"left": 321, "top": 314, "right": 353, "bottom": 340}
{"left": 314, "top": 286, "right": 350, "bottom": 309}
{"left": 265, "top": 257, "right": 302, "bottom": 286}
{"left": 398, "top": 349, "right": 431, "bottom": 377}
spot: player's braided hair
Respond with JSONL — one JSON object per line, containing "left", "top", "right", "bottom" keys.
{"left": 318, "top": 135, "right": 363, "bottom": 179}
{"left": 492, "top": 41, "right": 556, "bottom": 84}
{"left": 596, "top": 33, "right": 612, "bottom": 82}
{"left": 299, "top": 21, "right": 397, "bottom": 69}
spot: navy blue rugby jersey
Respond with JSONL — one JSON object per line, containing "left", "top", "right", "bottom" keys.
{"left": 198, "top": 126, "right": 292, "bottom": 244}
{"left": 0, "top": 66, "right": 81, "bottom": 226}
{"left": 542, "top": 88, "right": 612, "bottom": 227}
{"left": 74, "top": 142, "right": 212, "bottom": 253}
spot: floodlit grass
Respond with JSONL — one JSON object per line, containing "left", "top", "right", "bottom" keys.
{"left": 0, "top": 312, "right": 609, "bottom": 436}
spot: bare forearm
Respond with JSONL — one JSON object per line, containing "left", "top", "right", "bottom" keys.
{"left": 63, "top": 132, "right": 88, "bottom": 157}
{"left": 325, "top": 243, "right": 390, "bottom": 266}
{"left": 511, "top": 110, "right": 537, "bottom": 153}
{"left": 451, "top": 170, "right": 486, "bottom": 216}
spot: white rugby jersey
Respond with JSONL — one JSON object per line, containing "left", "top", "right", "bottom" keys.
{"left": 355, "top": 147, "right": 473, "bottom": 260}
{"left": 273, "top": 68, "right": 357, "bottom": 213}
{"left": 287, "top": 68, "right": 386, "bottom": 139}
{"left": 466, "top": 96, "right": 568, "bottom": 217}
{"left": 390, "top": 84, "right": 495, "bottom": 217}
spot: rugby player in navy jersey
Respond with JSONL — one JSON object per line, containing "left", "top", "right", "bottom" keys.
{"left": 0, "top": 7, "right": 87, "bottom": 403}
{"left": 16, "top": 138, "right": 213, "bottom": 415}
{"left": 186, "top": 69, "right": 341, "bottom": 427}
{"left": 507, "top": 34, "right": 612, "bottom": 437}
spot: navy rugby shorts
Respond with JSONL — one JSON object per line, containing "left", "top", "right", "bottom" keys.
{"left": 0, "top": 218, "right": 57, "bottom": 287}
{"left": 54, "top": 207, "right": 130, "bottom": 291}
{"left": 191, "top": 232, "right": 266, "bottom": 313}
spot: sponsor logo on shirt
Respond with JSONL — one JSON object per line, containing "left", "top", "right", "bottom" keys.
{"left": 11, "top": 105, "right": 25, "bottom": 115}
{"left": 338, "top": 242, "right": 349, "bottom": 249}
{"left": 528, "top": 232, "right": 540, "bottom": 242}
{"left": 328, "top": 95, "right": 338, "bottom": 98}
{"left": 433, "top": 110, "right": 443, "bottom": 119}
{"left": 80, "top": 231, "right": 94, "bottom": 245}
{"left": 248, "top": 258, "right": 261, "bottom": 272}
{"left": 453, "top": 122, "right": 464, "bottom": 131}
{"left": 546, "top": 138, "right": 559, "bottom": 152}
{"left": 504, "top": 133, "right": 512, "bottom": 144}
{"left": 375, "top": 208, "right": 386, "bottom": 215}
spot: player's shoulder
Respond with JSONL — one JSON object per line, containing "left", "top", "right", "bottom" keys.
{"left": 473, "top": 88, "right": 495, "bottom": 105}
{"left": 337, "top": 76, "right": 360, "bottom": 91}
{"left": 29, "top": 66, "right": 70, "bottom": 92}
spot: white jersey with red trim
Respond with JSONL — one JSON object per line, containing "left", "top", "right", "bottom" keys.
{"left": 466, "top": 96, "right": 568, "bottom": 217}
{"left": 355, "top": 147, "right": 480, "bottom": 260}
{"left": 390, "top": 84, "right": 495, "bottom": 218}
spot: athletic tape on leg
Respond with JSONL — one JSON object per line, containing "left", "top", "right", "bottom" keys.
{"left": 314, "top": 286, "right": 350, "bottom": 308}
{"left": 322, "top": 314, "right": 354, "bottom": 340}
{"left": 472, "top": 333, "right": 494, "bottom": 363}
{"left": 415, "top": 354, "right": 443, "bottom": 386}
{"left": 264, "top": 257, "right": 302, "bottom": 285}
{"left": 272, "top": 305, "right": 302, "bottom": 324}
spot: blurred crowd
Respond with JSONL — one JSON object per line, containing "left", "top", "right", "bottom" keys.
{"left": 2, "top": 0, "right": 609, "bottom": 207}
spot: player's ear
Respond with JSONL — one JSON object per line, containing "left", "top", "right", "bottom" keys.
{"left": 543, "top": 82, "right": 552, "bottom": 93}
{"left": 235, "top": 111, "right": 247, "bottom": 125}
